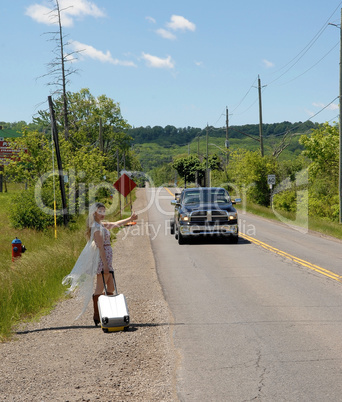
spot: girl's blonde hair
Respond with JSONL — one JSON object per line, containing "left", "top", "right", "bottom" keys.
{"left": 86, "top": 202, "right": 105, "bottom": 240}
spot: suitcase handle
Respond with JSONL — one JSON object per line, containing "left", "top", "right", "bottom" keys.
{"left": 101, "top": 270, "right": 118, "bottom": 296}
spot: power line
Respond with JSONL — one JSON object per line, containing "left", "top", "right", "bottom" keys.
{"left": 231, "top": 77, "right": 257, "bottom": 113}
{"left": 266, "top": 1, "right": 342, "bottom": 86}
{"left": 212, "top": 108, "right": 226, "bottom": 126}
{"left": 277, "top": 41, "right": 339, "bottom": 86}
{"left": 230, "top": 81, "right": 267, "bottom": 121}
{"left": 228, "top": 4, "right": 341, "bottom": 120}
{"left": 269, "top": 96, "right": 339, "bottom": 138}
{"left": 307, "top": 96, "right": 339, "bottom": 121}
{"left": 267, "top": 27, "right": 329, "bottom": 86}
{"left": 328, "top": 114, "right": 339, "bottom": 123}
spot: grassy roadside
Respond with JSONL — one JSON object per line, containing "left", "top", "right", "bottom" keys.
{"left": 0, "top": 188, "right": 135, "bottom": 341}
{"left": 237, "top": 202, "right": 342, "bottom": 240}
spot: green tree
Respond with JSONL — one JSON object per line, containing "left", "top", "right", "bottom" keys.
{"left": 172, "top": 155, "right": 203, "bottom": 183}
{"left": 172, "top": 154, "right": 223, "bottom": 185}
{"left": 5, "top": 128, "right": 109, "bottom": 227}
{"left": 5, "top": 89, "right": 137, "bottom": 229}
{"left": 229, "top": 149, "right": 278, "bottom": 206}
{"left": 34, "top": 88, "right": 133, "bottom": 171}
{"left": 299, "top": 122, "right": 338, "bottom": 179}
{"left": 6, "top": 130, "right": 52, "bottom": 186}
{"left": 6, "top": 128, "right": 108, "bottom": 188}
{"left": 299, "top": 122, "right": 339, "bottom": 220}
{"left": 150, "top": 163, "right": 175, "bottom": 186}
{"left": 271, "top": 155, "right": 308, "bottom": 213}
{"left": 206, "top": 154, "right": 222, "bottom": 171}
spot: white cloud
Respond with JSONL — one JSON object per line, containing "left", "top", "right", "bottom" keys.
{"left": 195, "top": 61, "right": 203, "bottom": 66}
{"left": 25, "top": 4, "right": 57, "bottom": 25}
{"left": 313, "top": 102, "right": 338, "bottom": 111}
{"left": 305, "top": 108, "right": 315, "bottom": 118}
{"left": 312, "top": 102, "right": 325, "bottom": 108}
{"left": 262, "top": 59, "right": 274, "bottom": 68}
{"left": 146, "top": 16, "right": 156, "bottom": 24}
{"left": 166, "top": 15, "right": 196, "bottom": 31}
{"left": 61, "top": 0, "right": 104, "bottom": 17}
{"left": 156, "top": 28, "right": 176, "bottom": 40}
{"left": 71, "top": 41, "right": 136, "bottom": 66}
{"left": 26, "top": 0, "right": 105, "bottom": 27}
{"left": 141, "top": 53, "right": 175, "bottom": 69}
{"left": 328, "top": 103, "right": 338, "bottom": 111}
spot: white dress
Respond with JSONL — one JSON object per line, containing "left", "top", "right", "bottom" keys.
{"left": 62, "top": 226, "right": 100, "bottom": 319}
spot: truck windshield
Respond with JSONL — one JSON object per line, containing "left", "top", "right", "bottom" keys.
{"left": 183, "top": 190, "right": 230, "bottom": 205}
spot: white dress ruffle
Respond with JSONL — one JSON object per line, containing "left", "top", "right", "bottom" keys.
{"left": 62, "top": 226, "right": 100, "bottom": 320}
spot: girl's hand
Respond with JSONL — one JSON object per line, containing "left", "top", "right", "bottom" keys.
{"left": 130, "top": 211, "right": 138, "bottom": 221}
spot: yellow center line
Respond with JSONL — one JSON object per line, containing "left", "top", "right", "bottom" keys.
{"left": 240, "top": 233, "right": 342, "bottom": 282}
{"left": 164, "top": 187, "right": 176, "bottom": 197}
{"left": 164, "top": 186, "right": 341, "bottom": 282}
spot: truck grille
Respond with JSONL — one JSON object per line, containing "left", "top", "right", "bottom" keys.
{"left": 190, "top": 210, "right": 229, "bottom": 222}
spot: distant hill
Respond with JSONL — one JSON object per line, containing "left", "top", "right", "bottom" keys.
{"left": 128, "top": 121, "right": 321, "bottom": 147}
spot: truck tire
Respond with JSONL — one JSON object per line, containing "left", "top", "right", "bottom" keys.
{"left": 178, "top": 231, "right": 186, "bottom": 245}
{"left": 230, "top": 235, "right": 239, "bottom": 244}
{"left": 170, "top": 219, "right": 175, "bottom": 235}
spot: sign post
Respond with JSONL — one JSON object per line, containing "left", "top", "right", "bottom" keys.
{"left": 267, "top": 174, "right": 276, "bottom": 207}
{"left": 267, "top": 174, "right": 276, "bottom": 189}
{"left": 0, "top": 138, "right": 27, "bottom": 193}
{"left": 114, "top": 173, "right": 137, "bottom": 219}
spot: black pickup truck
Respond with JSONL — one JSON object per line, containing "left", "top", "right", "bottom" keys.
{"left": 170, "top": 187, "right": 241, "bottom": 244}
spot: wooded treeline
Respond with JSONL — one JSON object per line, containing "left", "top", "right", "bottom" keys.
{"left": 128, "top": 121, "right": 320, "bottom": 146}
{"left": 2, "top": 98, "right": 340, "bottom": 225}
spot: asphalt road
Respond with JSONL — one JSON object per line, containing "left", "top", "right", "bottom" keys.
{"left": 146, "top": 186, "right": 342, "bottom": 402}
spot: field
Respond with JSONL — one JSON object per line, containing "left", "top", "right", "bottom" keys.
{"left": 135, "top": 132, "right": 305, "bottom": 172}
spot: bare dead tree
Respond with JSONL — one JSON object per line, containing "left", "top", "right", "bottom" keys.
{"left": 272, "top": 131, "right": 293, "bottom": 159}
{"left": 38, "top": 0, "right": 83, "bottom": 140}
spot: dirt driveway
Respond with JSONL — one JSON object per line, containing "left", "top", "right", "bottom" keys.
{"left": 0, "top": 189, "right": 178, "bottom": 401}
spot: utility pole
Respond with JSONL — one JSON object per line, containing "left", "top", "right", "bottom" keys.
{"left": 206, "top": 124, "right": 209, "bottom": 187}
{"left": 99, "top": 118, "right": 103, "bottom": 152}
{"left": 48, "top": 96, "right": 68, "bottom": 227}
{"left": 258, "top": 75, "right": 265, "bottom": 157}
{"left": 339, "top": 8, "right": 342, "bottom": 223}
{"left": 225, "top": 106, "right": 229, "bottom": 165}
{"left": 328, "top": 10, "right": 342, "bottom": 223}
{"left": 117, "top": 149, "right": 122, "bottom": 218}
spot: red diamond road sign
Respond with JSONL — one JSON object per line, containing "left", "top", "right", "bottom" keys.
{"left": 114, "top": 173, "right": 137, "bottom": 198}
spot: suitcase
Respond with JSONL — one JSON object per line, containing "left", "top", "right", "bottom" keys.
{"left": 98, "top": 270, "right": 130, "bottom": 332}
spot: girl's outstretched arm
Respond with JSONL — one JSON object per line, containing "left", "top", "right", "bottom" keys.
{"left": 103, "top": 212, "right": 138, "bottom": 230}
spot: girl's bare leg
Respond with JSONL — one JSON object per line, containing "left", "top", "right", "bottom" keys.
{"left": 94, "top": 273, "right": 115, "bottom": 295}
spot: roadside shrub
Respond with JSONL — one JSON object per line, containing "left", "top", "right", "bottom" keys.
{"left": 308, "top": 195, "right": 339, "bottom": 222}
{"left": 9, "top": 186, "right": 64, "bottom": 230}
{"left": 272, "top": 190, "right": 297, "bottom": 212}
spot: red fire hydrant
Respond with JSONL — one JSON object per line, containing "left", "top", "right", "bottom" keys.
{"left": 12, "top": 237, "right": 26, "bottom": 262}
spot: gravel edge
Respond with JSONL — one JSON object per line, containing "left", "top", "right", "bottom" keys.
{"left": 0, "top": 188, "right": 179, "bottom": 402}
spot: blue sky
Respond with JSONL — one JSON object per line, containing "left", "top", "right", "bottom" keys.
{"left": 1, "top": 0, "right": 342, "bottom": 129}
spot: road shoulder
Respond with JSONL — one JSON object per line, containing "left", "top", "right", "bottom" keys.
{"left": 0, "top": 188, "right": 178, "bottom": 401}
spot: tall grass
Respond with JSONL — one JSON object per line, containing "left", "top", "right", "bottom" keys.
{"left": 237, "top": 202, "right": 342, "bottom": 240}
{"left": 0, "top": 187, "right": 134, "bottom": 341}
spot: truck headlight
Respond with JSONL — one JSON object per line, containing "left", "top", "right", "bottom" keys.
{"left": 228, "top": 213, "right": 237, "bottom": 221}
{"left": 180, "top": 213, "right": 190, "bottom": 222}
